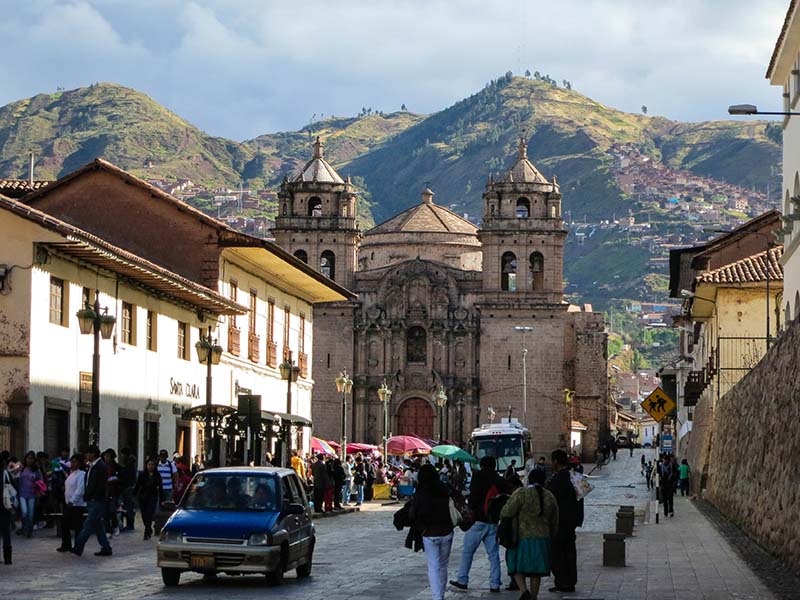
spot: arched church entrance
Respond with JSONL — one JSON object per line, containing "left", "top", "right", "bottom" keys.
{"left": 397, "top": 397, "right": 434, "bottom": 439}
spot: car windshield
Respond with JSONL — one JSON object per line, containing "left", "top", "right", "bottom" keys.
{"left": 181, "top": 473, "right": 279, "bottom": 512}
{"left": 474, "top": 435, "right": 524, "bottom": 471}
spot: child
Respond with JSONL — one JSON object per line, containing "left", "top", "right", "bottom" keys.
{"left": 645, "top": 461, "right": 654, "bottom": 490}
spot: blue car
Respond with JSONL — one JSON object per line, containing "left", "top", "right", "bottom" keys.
{"left": 157, "top": 467, "right": 314, "bottom": 586}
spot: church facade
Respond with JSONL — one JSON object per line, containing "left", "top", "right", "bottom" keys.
{"left": 272, "top": 138, "right": 609, "bottom": 458}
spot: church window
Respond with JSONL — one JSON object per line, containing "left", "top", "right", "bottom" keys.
{"left": 795, "top": 291, "right": 800, "bottom": 320}
{"left": 515, "top": 198, "right": 530, "bottom": 218}
{"left": 550, "top": 205, "right": 557, "bottom": 218}
{"left": 490, "top": 204, "right": 496, "bottom": 216}
{"left": 501, "top": 252, "right": 517, "bottom": 291}
{"left": 530, "top": 252, "right": 544, "bottom": 291}
{"left": 320, "top": 250, "right": 336, "bottom": 280}
{"left": 308, "top": 196, "right": 323, "bottom": 217}
{"left": 406, "top": 326, "right": 427, "bottom": 364}
{"left": 282, "top": 203, "right": 288, "bottom": 215}
{"left": 294, "top": 249, "right": 308, "bottom": 263}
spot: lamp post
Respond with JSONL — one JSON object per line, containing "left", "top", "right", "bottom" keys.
{"left": 434, "top": 386, "right": 448, "bottom": 442}
{"left": 195, "top": 325, "right": 222, "bottom": 467}
{"left": 728, "top": 104, "right": 800, "bottom": 116}
{"left": 514, "top": 326, "right": 533, "bottom": 426}
{"left": 456, "top": 395, "right": 465, "bottom": 444}
{"left": 564, "top": 389, "right": 575, "bottom": 450}
{"left": 279, "top": 353, "right": 300, "bottom": 467}
{"left": 335, "top": 370, "right": 353, "bottom": 460}
{"left": 76, "top": 290, "right": 116, "bottom": 447}
{"left": 377, "top": 379, "right": 392, "bottom": 459}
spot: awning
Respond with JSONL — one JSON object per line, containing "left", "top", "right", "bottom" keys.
{"left": 273, "top": 412, "right": 312, "bottom": 427}
{"left": 182, "top": 404, "right": 237, "bottom": 422}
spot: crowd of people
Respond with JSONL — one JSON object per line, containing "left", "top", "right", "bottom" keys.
{"left": 641, "top": 453, "right": 691, "bottom": 517}
{"left": 395, "top": 449, "right": 586, "bottom": 600}
{"left": 0, "top": 445, "right": 204, "bottom": 564}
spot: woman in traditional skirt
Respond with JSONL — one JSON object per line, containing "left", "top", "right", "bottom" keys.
{"left": 500, "top": 468, "right": 559, "bottom": 599}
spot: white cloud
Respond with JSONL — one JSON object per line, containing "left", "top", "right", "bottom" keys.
{"left": 0, "top": 0, "right": 790, "bottom": 139}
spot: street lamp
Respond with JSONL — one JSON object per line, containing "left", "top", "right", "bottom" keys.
{"left": 279, "top": 353, "right": 300, "bottom": 467}
{"left": 456, "top": 395, "right": 465, "bottom": 444}
{"left": 335, "top": 370, "right": 353, "bottom": 460}
{"left": 514, "top": 326, "right": 534, "bottom": 426}
{"left": 195, "top": 325, "right": 222, "bottom": 467}
{"left": 377, "top": 379, "right": 392, "bottom": 459}
{"left": 434, "top": 386, "right": 447, "bottom": 442}
{"left": 76, "top": 290, "right": 116, "bottom": 446}
{"left": 728, "top": 104, "right": 800, "bottom": 116}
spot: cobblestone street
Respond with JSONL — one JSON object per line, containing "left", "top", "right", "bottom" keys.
{"left": 1, "top": 451, "right": 787, "bottom": 599}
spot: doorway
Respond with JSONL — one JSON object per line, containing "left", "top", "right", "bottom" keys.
{"left": 396, "top": 398, "right": 434, "bottom": 439}
{"left": 144, "top": 420, "right": 159, "bottom": 463}
{"left": 118, "top": 417, "right": 139, "bottom": 459}
{"left": 44, "top": 407, "right": 69, "bottom": 457}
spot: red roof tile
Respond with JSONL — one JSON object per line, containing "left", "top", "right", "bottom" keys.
{"left": 696, "top": 246, "right": 783, "bottom": 284}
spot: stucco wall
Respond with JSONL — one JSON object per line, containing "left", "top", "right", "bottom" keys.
{"left": 703, "top": 317, "right": 800, "bottom": 573}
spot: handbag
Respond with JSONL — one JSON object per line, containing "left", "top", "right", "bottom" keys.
{"left": 569, "top": 470, "right": 594, "bottom": 500}
{"left": 453, "top": 495, "right": 475, "bottom": 532}
{"left": 2, "top": 471, "right": 18, "bottom": 511}
{"left": 448, "top": 498, "right": 461, "bottom": 528}
{"left": 33, "top": 477, "right": 47, "bottom": 498}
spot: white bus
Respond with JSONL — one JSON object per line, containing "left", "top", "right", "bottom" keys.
{"left": 470, "top": 419, "right": 532, "bottom": 473}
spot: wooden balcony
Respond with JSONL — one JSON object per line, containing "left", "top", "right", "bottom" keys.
{"left": 298, "top": 352, "right": 308, "bottom": 378}
{"left": 228, "top": 326, "right": 241, "bottom": 356}
{"left": 248, "top": 333, "right": 260, "bottom": 362}
{"left": 266, "top": 340, "right": 278, "bottom": 368}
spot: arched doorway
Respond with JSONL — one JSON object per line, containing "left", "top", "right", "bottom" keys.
{"left": 397, "top": 397, "right": 434, "bottom": 439}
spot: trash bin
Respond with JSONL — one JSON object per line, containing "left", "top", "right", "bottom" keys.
{"left": 373, "top": 482, "right": 391, "bottom": 500}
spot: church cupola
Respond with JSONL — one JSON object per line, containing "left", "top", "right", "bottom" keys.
{"left": 478, "top": 136, "right": 566, "bottom": 302}
{"left": 271, "top": 138, "right": 361, "bottom": 290}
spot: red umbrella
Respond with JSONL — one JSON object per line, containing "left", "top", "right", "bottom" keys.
{"left": 327, "top": 440, "right": 341, "bottom": 451}
{"left": 387, "top": 435, "right": 431, "bottom": 456}
{"left": 346, "top": 442, "right": 377, "bottom": 454}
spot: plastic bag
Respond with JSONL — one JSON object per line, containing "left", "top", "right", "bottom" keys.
{"left": 570, "top": 470, "right": 593, "bottom": 500}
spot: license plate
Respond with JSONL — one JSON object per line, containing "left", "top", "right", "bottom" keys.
{"left": 190, "top": 555, "right": 215, "bottom": 569}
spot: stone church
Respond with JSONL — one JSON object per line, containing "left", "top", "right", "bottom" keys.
{"left": 272, "top": 137, "right": 608, "bottom": 458}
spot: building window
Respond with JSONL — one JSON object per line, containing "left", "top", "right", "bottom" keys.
{"left": 529, "top": 252, "right": 544, "bottom": 291}
{"left": 248, "top": 289, "right": 260, "bottom": 362}
{"left": 178, "top": 321, "right": 189, "bottom": 360}
{"left": 320, "top": 250, "right": 336, "bottom": 280}
{"left": 81, "top": 287, "right": 92, "bottom": 308}
{"left": 228, "top": 279, "right": 240, "bottom": 355}
{"left": 515, "top": 197, "right": 530, "bottom": 218}
{"left": 49, "top": 276, "right": 66, "bottom": 326}
{"left": 121, "top": 302, "right": 135, "bottom": 345}
{"left": 267, "top": 298, "right": 277, "bottom": 367}
{"left": 294, "top": 249, "right": 308, "bottom": 263}
{"left": 501, "top": 252, "right": 517, "bottom": 291}
{"left": 229, "top": 279, "right": 238, "bottom": 328}
{"left": 283, "top": 305, "right": 291, "bottom": 361}
{"left": 146, "top": 310, "right": 157, "bottom": 351}
{"left": 406, "top": 326, "right": 427, "bottom": 364}
{"left": 298, "top": 312, "right": 307, "bottom": 377}
{"left": 308, "top": 196, "right": 323, "bottom": 216}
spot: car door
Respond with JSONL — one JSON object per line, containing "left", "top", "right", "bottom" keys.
{"left": 280, "top": 475, "right": 302, "bottom": 563}
{"left": 287, "top": 474, "right": 312, "bottom": 556}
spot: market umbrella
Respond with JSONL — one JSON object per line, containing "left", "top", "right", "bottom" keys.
{"left": 346, "top": 442, "right": 378, "bottom": 454}
{"left": 311, "top": 437, "right": 336, "bottom": 456}
{"left": 327, "top": 440, "right": 341, "bottom": 451}
{"left": 386, "top": 435, "right": 431, "bottom": 456}
{"left": 431, "top": 444, "right": 478, "bottom": 463}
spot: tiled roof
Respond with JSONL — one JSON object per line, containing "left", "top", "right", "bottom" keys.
{"left": 697, "top": 246, "right": 783, "bottom": 284}
{"left": 0, "top": 179, "right": 50, "bottom": 198}
{"left": 767, "top": 0, "right": 798, "bottom": 78}
{"left": 292, "top": 137, "right": 344, "bottom": 184}
{"left": 502, "top": 137, "right": 549, "bottom": 184}
{"left": 366, "top": 192, "right": 478, "bottom": 236}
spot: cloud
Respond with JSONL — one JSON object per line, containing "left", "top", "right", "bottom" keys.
{"left": 0, "top": 0, "right": 790, "bottom": 139}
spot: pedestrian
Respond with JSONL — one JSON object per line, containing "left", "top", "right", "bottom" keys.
{"left": 155, "top": 449, "right": 177, "bottom": 503}
{"left": 71, "top": 445, "right": 112, "bottom": 557}
{"left": 342, "top": 455, "right": 353, "bottom": 505}
{"left": 660, "top": 456, "right": 676, "bottom": 517}
{"left": 364, "top": 457, "right": 376, "bottom": 501}
{"left": 57, "top": 454, "right": 86, "bottom": 553}
{"left": 134, "top": 458, "right": 162, "bottom": 540}
{"left": 1, "top": 451, "right": 14, "bottom": 565}
{"left": 547, "top": 449, "right": 580, "bottom": 593}
{"left": 353, "top": 458, "right": 367, "bottom": 506}
{"left": 332, "top": 458, "right": 345, "bottom": 510}
{"left": 264, "top": 452, "right": 273, "bottom": 467}
{"left": 645, "top": 461, "right": 654, "bottom": 490}
{"left": 610, "top": 438, "right": 618, "bottom": 461}
{"left": 172, "top": 460, "right": 192, "bottom": 503}
{"left": 310, "top": 454, "right": 330, "bottom": 513}
{"left": 118, "top": 448, "right": 136, "bottom": 532}
{"left": 17, "top": 451, "right": 43, "bottom": 538}
{"left": 450, "top": 455, "right": 510, "bottom": 593}
{"left": 191, "top": 454, "right": 204, "bottom": 475}
{"left": 102, "top": 448, "right": 121, "bottom": 537}
{"left": 412, "top": 463, "right": 456, "bottom": 600}
{"left": 629, "top": 443, "right": 634, "bottom": 458}
{"left": 500, "top": 468, "right": 559, "bottom": 600}
{"left": 678, "top": 459, "right": 691, "bottom": 496}
{"left": 640, "top": 454, "right": 646, "bottom": 474}
{"left": 291, "top": 450, "right": 306, "bottom": 481}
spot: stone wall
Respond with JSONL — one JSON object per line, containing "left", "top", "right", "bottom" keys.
{"left": 703, "top": 316, "right": 800, "bottom": 574}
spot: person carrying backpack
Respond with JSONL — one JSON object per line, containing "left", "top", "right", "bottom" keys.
{"left": 450, "top": 455, "right": 510, "bottom": 593}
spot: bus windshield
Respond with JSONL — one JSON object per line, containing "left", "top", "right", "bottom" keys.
{"left": 473, "top": 435, "right": 524, "bottom": 471}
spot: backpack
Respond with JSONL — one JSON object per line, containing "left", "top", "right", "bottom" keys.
{"left": 482, "top": 483, "right": 500, "bottom": 520}
{"left": 486, "top": 493, "right": 509, "bottom": 525}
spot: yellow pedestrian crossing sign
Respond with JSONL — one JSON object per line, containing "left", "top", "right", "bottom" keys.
{"left": 641, "top": 387, "right": 676, "bottom": 423}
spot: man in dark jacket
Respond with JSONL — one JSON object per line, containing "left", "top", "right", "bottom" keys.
{"left": 71, "top": 445, "right": 112, "bottom": 557}
{"left": 310, "top": 454, "right": 330, "bottom": 514}
{"left": 547, "top": 449, "right": 580, "bottom": 592}
{"left": 450, "top": 456, "right": 510, "bottom": 593}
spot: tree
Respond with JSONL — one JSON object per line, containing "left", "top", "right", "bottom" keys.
{"left": 525, "top": 69, "right": 531, "bottom": 78}
{"left": 401, "top": 103, "right": 407, "bottom": 111}
{"left": 641, "top": 105, "right": 648, "bottom": 115}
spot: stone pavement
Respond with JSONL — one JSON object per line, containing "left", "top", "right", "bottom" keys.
{"left": 0, "top": 451, "right": 786, "bottom": 599}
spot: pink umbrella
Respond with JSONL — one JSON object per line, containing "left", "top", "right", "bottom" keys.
{"left": 311, "top": 437, "right": 336, "bottom": 456}
{"left": 327, "top": 440, "right": 341, "bottom": 451}
{"left": 346, "top": 442, "right": 377, "bottom": 454}
{"left": 387, "top": 435, "right": 431, "bottom": 456}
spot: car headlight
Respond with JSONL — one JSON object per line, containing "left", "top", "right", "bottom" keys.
{"left": 247, "top": 533, "right": 269, "bottom": 546}
{"left": 159, "top": 529, "right": 181, "bottom": 543}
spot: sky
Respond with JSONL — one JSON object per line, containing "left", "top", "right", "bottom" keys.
{"left": 0, "top": 0, "right": 790, "bottom": 141}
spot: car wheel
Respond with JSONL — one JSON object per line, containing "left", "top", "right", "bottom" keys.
{"left": 266, "top": 546, "right": 287, "bottom": 586}
{"left": 296, "top": 539, "right": 315, "bottom": 578}
{"left": 162, "top": 568, "right": 181, "bottom": 587}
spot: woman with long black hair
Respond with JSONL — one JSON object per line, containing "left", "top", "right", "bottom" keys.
{"left": 0, "top": 451, "right": 14, "bottom": 564}
{"left": 17, "top": 451, "right": 42, "bottom": 538}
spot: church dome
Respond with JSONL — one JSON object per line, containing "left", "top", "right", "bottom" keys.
{"left": 292, "top": 136, "right": 345, "bottom": 184}
{"left": 503, "top": 137, "right": 549, "bottom": 184}
{"left": 360, "top": 189, "right": 481, "bottom": 271}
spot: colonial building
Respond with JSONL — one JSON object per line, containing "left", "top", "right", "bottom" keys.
{"left": 273, "top": 138, "right": 609, "bottom": 458}
{"left": 0, "top": 160, "right": 352, "bottom": 465}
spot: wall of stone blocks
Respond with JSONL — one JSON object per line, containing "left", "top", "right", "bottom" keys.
{"left": 701, "top": 316, "right": 800, "bottom": 573}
